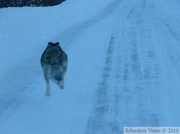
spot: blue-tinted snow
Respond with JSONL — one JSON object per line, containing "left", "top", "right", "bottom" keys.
{"left": 0, "top": 0, "right": 180, "bottom": 134}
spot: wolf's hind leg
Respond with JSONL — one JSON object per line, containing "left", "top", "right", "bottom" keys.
{"left": 59, "top": 66, "right": 67, "bottom": 89}
{"left": 43, "top": 69, "right": 51, "bottom": 96}
{"left": 59, "top": 78, "right": 64, "bottom": 89}
{"left": 45, "top": 81, "right": 50, "bottom": 96}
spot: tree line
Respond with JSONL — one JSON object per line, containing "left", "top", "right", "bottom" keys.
{"left": 0, "top": 0, "right": 65, "bottom": 8}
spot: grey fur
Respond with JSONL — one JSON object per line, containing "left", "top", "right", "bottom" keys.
{"left": 41, "top": 42, "right": 68, "bottom": 96}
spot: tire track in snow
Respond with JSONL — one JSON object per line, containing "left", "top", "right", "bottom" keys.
{"left": 149, "top": 2, "right": 180, "bottom": 124}
{"left": 86, "top": 1, "right": 165, "bottom": 133}
{"left": 86, "top": 0, "right": 180, "bottom": 131}
{"left": 111, "top": 0, "right": 162, "bottom": 127}
{"left": 86, "top": 35, "right": 116, "bottom": 134}
{"left": 124, "top": 0, "right": 161, "bottom": 126}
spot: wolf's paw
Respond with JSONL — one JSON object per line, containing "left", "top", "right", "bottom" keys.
{"left": 59, "top": 85, "right": 64, "bottom": 89}
{"left": 59, "top": 81, "right": 64, "bottom": 89}
{"left": 45, "top": 92, "right": 51, "bottom": 96}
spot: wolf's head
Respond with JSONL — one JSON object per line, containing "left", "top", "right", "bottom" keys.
{"left": 48, "top": 42, "right": 60, "bottom": 47}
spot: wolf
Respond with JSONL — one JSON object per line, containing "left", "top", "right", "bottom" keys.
{"left": 41, "top": 42, "right": 68, "bottom": 96}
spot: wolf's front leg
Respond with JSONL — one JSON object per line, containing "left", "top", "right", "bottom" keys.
{"left": 45, "top": 82, "right": 50, "bottom": 96}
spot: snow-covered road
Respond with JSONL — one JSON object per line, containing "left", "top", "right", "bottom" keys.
{"left": 1, "top": 0, "right": 180, "bottom": 134}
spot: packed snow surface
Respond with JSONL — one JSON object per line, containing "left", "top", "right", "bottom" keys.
{"left": 0, "top": 0, "right": 180, "bottom": 134}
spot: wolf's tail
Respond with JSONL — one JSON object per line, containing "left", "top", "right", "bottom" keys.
{"left": 51, "top": 64, "right": 62, "bottom": 82}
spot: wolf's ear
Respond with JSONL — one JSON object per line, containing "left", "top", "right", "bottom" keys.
{"left": 56, "top": 42, "right": 60, "bottom": 45}
{"left": 48, "top": 42, "right": 53, "bottom": 46}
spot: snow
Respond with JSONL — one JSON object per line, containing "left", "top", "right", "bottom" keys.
{"left": 1, "top": 0, "right": 180, "bottom": 134}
